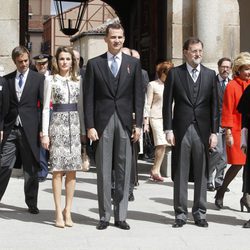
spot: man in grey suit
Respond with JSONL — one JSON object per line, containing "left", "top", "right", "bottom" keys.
{"left": 163, "top": 37, "right": 219, "bottom": 228}
{"left": 0, "top": 46, "right": 44, "bottom": 214}
{"left": 84, "top": 23, "right": 144, "bottom": 230}
{"left": 207, "top": 58, "right": 232, "bottom": 192}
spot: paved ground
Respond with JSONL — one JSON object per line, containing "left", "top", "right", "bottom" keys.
{"left": 0, "top": 161, "right": 250, "bottom": 250}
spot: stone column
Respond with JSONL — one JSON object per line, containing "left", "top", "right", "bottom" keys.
{"left": 193, "top": 0, "right": 223, "bottom": 69}
{"left": 0, "top": 0, "right": 19, "bottom": 74}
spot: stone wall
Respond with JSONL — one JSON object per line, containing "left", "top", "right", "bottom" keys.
{"left": 0, "top": 0, "right": 19, "bottom": 74}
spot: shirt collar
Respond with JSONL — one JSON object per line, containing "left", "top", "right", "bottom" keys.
{"left": 186, "top": 63, "right": 200, "bottom": 74}
{"left": 16, "top": 68, "right": 29, "bottom": 78}
{"left": 218, "top": 74, "right": 228, "bottom": 83}
{"left": 107, "top": 51, "right": 122, "bottom": 61}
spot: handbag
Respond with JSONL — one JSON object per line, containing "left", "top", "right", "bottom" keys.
{"left": 81, "top": 145, "right": 90, "bottom": 171}
{"left": 143, "top": 131, "right": 155, "bottom": 159}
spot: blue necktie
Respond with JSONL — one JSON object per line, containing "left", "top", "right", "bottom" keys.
{"left": 111, "top": 56, "right": 118, "bottom": 76}
{"left": 19, "top": 74, "right": 23, "bottom": 88}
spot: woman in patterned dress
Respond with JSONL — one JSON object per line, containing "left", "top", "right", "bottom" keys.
{"left": 41, "top": 46, "right": 85, "bottom": 228}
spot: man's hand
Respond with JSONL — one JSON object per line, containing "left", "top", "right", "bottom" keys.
{"left": 166, "top": 131, "right": 175, "bottom": 146}
{"left": 87, "top": 128, "right": 99, "bottom": 141}
{"left": 0, "top": 131, "right": 3, "bottom": 142}
{"left": 209, "top": 133, "right": 218, "bottom": 149}
{"left": 131, "top": 127, "right": 141, "bottom": 143}
{"left": 41, "top": 135, "right": 50, "bottom": 150}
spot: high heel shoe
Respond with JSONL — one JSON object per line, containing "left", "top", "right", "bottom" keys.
{"left": 240, "top": 196, "right": 250, "bottom": 212}
{"left": 55, "top": 212, "right": 65, "bottom": 228}
{"left": 55, "top": 217, "right": 65, "bottom": 228}
{"left": 63, "top": 209, "right": 74, "bottom": 227}
{"left": 150, "top": 171, "right": 164, "bottom": 182}
{"left": 214, "top": 189, "right": 224, "bottom": 209}
{"left": 243, "top": 219, "right": 250, "bottom": 228}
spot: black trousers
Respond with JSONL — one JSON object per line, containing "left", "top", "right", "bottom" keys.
{"left": 0, "top": 127, "right": 39, "bottom": 207}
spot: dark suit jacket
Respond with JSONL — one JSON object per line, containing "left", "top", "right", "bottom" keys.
{"left": 216, "top": 75, "right": 231, "bottom": 124}
{"left": 163, "top": 63, "right": 219, "bottom": 180}
{"left": 0, "top": 77, "right": 8, "bottom": 130}
{"left": 84, "top": 52, "right": 144, "bottom": 137}
{"left": 2, "top": 70, "right": 44, "bottom": 165}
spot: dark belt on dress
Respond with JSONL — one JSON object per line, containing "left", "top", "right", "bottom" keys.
{"left": 53, "top": 103, "right": 77, "bottom": 112}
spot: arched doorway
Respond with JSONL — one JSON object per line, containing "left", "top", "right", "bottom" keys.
{"left": 103, "top": 0, "right": 168, "bottom": 79}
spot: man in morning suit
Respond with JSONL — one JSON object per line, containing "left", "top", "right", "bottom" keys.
{"left": 163, "top": 37, "right": 219, "bottom": 228}
{"left": 84, "top": 23, "right": 144, "bottom": 230}
{"left": 207, "top": 57, "right": 232, "bottom": 192}
{"left": 0, "top": 46, "right": 44, "bottom": 214}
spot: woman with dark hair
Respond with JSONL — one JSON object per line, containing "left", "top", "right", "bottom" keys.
{"left": 144, "top": 61, "right": 174, "bottom": 181}
{"left": 215, "top": 52, "right": 250, "bottom": 210}
{"left": 41, "top": 46, "right": 85, "bottom": 228}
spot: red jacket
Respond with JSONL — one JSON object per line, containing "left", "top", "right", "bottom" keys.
{"left": 221, "top": 76, "right": 250, "bottom": 164}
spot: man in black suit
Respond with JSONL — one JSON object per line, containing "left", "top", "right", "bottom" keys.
{"left": 207, "top": 58, "right": 232, "bottom": 192}
{"left": 0, "top": 46, "right": 44, "bottom": 214}
{"left": 163, "top": 37, "right": 219, "bottom": 228}
{"left": 84, "top": 23, "right": 144, "bottom": 230}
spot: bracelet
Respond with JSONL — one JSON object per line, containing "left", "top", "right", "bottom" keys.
{"left": 226, "top": 134, "right": 232, "bottom": 136}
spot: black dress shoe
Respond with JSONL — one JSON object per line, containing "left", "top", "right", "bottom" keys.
{"left": 195, "top": 219, "right": 208, "bottom": 227}
{"left": 172, "top": 219, "right": 186, "bottom": 228}
{"left": 207, "top": 183, "right": 215, "bottom": 192}
{"left": 114, "top": 221, "right": 130, "bottom": 230}
{"left": 96, "top": 221, "right": 109, "bottom": 230}
{"left": 28, "top": 206, "right": 39, "bottom": 214}
{"left": 243, "top": 220, "right": 250, "bottom": 228}
{"left": 128, "top": 193, "right": 135, "bottom": 202}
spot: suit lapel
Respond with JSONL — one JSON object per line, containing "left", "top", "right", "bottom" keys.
{"left": 116, "top": 54, "right": 129, "bottom": 96}
{"left": 20, "top": 70, "right": 32, "bottom": 102}
{"left": 178, "top": 64, "right": 192, "bottom": 103}
{"left": 216, "top": 76, "right": 224, "bottom": 100}
{"left": 97, "top": 53, "right": 115, "bottom": 96}
{"left": 9, "top": 72, "right": 18, "bottom": 103}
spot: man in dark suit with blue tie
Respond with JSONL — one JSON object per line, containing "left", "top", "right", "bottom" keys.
{"left": 163, "top": 37, "right": 219, "bottom": 228}
{"left": 84, "top": 23, "right": 144, "bottom": 230}
{"left": 207, "top": 58, "right": 232, "bottom": 192}
{"left": 0, "top": 46, "right": 44, "bottom": 214}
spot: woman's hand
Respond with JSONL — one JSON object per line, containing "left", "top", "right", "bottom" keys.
{"left": 226, "top": 134, "right": 234, "bottom": 147}
{"left": 225, "top": 128, "right": 234, "bottom": 147}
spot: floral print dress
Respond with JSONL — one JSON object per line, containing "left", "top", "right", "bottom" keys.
{"left": 42, "top": 74, "right": 84, "bottom": 171}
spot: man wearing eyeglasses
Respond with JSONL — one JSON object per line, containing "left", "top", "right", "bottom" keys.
{"left": 163, "top": 37, "right": 219, "bottom": 228}
{"left": 207, "top": 58, "right": 232, "bottom": 192}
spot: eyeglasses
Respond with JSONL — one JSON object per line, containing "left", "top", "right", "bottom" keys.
{"left": 220, "top": 66, "right": 231, "bottom": 69}
{"left": 188, "top": 49, "right": 203, "bottom": 55}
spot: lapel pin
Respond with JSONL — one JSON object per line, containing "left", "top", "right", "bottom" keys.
{"left": 127, "top": 65, "right": 130, "bottom": 74}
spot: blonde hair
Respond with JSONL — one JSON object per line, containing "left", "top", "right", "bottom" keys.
{"left": 232, "top": 52, "right": 250, "bottom": 76}
{"left": 156, "top": 61, "right": 174, "bottom": 78}
{"left": 51, "top": 46, "right": 78, "bottom": 81}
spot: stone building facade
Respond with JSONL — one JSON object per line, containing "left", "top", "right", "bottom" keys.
{"left": 0, "top": 0, "right": 249, "bottom": 76}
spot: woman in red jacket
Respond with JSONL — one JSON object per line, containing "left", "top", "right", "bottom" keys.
{"left": 215, "top": 52, "right": 250, "bottom": 210}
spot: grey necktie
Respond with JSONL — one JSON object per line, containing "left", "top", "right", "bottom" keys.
{"left": 111, "top": 56, "right": 118, "bottom": 76}
{"left": 19, "top": 73, "right": 23, "bottom": 88}
{"left": 191, "top": 68, "right": 198, "bottom": 81}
